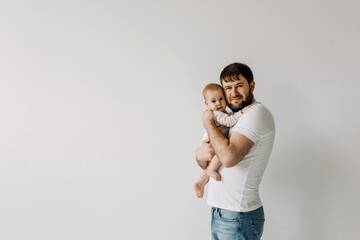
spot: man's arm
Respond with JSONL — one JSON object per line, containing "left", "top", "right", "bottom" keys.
{"left": 202, "top": 110, "right": 254, "bottom": 168}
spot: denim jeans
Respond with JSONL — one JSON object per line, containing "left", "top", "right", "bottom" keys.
{"left": 211, "top": 206, "right": 265, "bottom": 240}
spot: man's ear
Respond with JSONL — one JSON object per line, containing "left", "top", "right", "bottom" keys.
{"left": 250, "top": 81, "right": 255, "bottom": 93}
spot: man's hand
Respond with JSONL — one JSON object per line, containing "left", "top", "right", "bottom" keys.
{"left": 195, "top": 139, "right": 215, "bottom": 169}
{"left": 241, "top": 105, "right": 252, "bottom": 113}
{"left": 202, "top": 109, "right": 215, "bottom": 129}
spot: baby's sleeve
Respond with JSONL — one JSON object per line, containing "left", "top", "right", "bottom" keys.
{"left": 213, "top": 111, "right": 242, "bottom": 127}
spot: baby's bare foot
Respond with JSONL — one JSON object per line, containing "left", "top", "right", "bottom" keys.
{"left": 194, "top": 182, "right": 205, "bottom": 199}
{"left": 207, "top": 169, "right": 221, "bottom": 181}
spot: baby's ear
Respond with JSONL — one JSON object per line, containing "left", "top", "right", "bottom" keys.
{"left": 204, "top": 101, "right": 208, "bottom": 106}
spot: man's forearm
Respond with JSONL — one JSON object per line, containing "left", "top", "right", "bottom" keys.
{"left": 206, "top": 122, "right": 254, "bottom": 167}
{"left": 205, "top": 122, "right": 231, "bottom": 166}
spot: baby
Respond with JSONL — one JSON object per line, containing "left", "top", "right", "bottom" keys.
{"left": 194, "top": 83, "right": 250, "bottom": 198}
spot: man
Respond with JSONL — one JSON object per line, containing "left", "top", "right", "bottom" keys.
{"left": 196, "top": 63, "right": 275, "bottom": 240}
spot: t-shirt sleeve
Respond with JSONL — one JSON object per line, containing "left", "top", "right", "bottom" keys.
{"left": 231, "top": 107, "right": 269, "bottom": 144}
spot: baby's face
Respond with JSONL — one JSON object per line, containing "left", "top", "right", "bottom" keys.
{"left": 204, "top": 89, "right": 227, "bottom": 112}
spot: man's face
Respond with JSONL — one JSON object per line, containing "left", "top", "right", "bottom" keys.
{"left": 222, "top": 75, "right": 255, "bottom": 112}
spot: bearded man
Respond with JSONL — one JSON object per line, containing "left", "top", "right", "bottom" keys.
{"left": 196, "top": 62, "right": 275, "bottom": 240}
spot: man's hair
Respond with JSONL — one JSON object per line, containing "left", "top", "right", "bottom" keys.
{"left": 220, "top": 62, "right": 254, "bottom": 85}
{"left": 202, "top": 83, "right": 223, "bottom": 99}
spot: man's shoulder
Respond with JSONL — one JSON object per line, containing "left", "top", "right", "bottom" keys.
{"left": 235, "top": 101, "right": 275, "bottom": 129}
{"left": 230, "top": 101, "right": 275, "bottom": 142}
{"left": 245, "top": 101, "right": 272, "bottom": 116}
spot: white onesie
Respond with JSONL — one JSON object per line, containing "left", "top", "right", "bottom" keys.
{"left": 202, "top": 110, "right": 242, "bottom": 140}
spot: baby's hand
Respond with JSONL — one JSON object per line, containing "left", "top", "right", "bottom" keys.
{"left": 242, "top": 105, "right": 252, "bottom": 113}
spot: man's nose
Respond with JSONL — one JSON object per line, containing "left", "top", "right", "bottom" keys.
{"left": 231, "top": 88, "right": 237, "bottom": 95}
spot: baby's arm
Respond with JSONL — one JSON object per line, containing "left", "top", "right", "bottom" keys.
{"left": 213, "top": 111, "right": 242, "bottom": 127}
{"left": 213, "top": 105, "right": 252, "bottom": 127}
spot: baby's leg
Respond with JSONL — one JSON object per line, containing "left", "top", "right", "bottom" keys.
{"left": 207, "top": 155, "right": 222, "bottom": 181}
{"left": 194, "top": 170, "right": 209, "bottom": 199}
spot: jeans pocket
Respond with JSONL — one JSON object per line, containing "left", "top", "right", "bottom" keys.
{"left": 251, "top": 219, "right": 264, "bottom": 238}
{"left": 218, "top": 209, "right": 240, "bottom": 222}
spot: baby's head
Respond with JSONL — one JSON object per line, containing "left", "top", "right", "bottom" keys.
{"left": 202, "top": 83, "right": 227, "bottom": 112}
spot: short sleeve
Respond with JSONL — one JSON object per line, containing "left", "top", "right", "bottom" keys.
{"left": 231, "top": 104, "right": 274, "bottom": 144}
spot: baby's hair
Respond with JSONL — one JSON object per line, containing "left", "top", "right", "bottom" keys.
{"left": 202, "top": 83, "right": 223, "bottom": 99}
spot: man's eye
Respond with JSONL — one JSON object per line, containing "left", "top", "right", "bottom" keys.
{"left": 220, "top": 98, "right": 223, "bottom": 100}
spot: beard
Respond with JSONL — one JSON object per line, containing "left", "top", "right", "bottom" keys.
{"left": 228, "top": 90, "right": 254, "bottom": 112}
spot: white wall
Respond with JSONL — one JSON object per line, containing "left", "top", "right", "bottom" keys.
{"left": 1, "top": 0, "right": 359, "bottom": 239}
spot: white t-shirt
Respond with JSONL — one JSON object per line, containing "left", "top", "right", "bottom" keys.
{"left": 207, "top": 101, "right": 275, "bottom": 212}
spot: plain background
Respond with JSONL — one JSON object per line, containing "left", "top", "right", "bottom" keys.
{"left": 1, "top": 0, "right": 359, "bottom": 239}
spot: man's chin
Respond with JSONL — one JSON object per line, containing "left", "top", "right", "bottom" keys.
{"left": 228, "top": 103, "right": 243, "bottom": 112}
{"left": 228, "top": 100, "right": 252, "bottom": 112}
{"left": 228, "top": 91, "right": 254, "bottom": 112}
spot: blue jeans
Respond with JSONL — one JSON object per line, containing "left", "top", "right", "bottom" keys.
{"left": 211, "top": 206, "right": 265, "bottom": 240}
